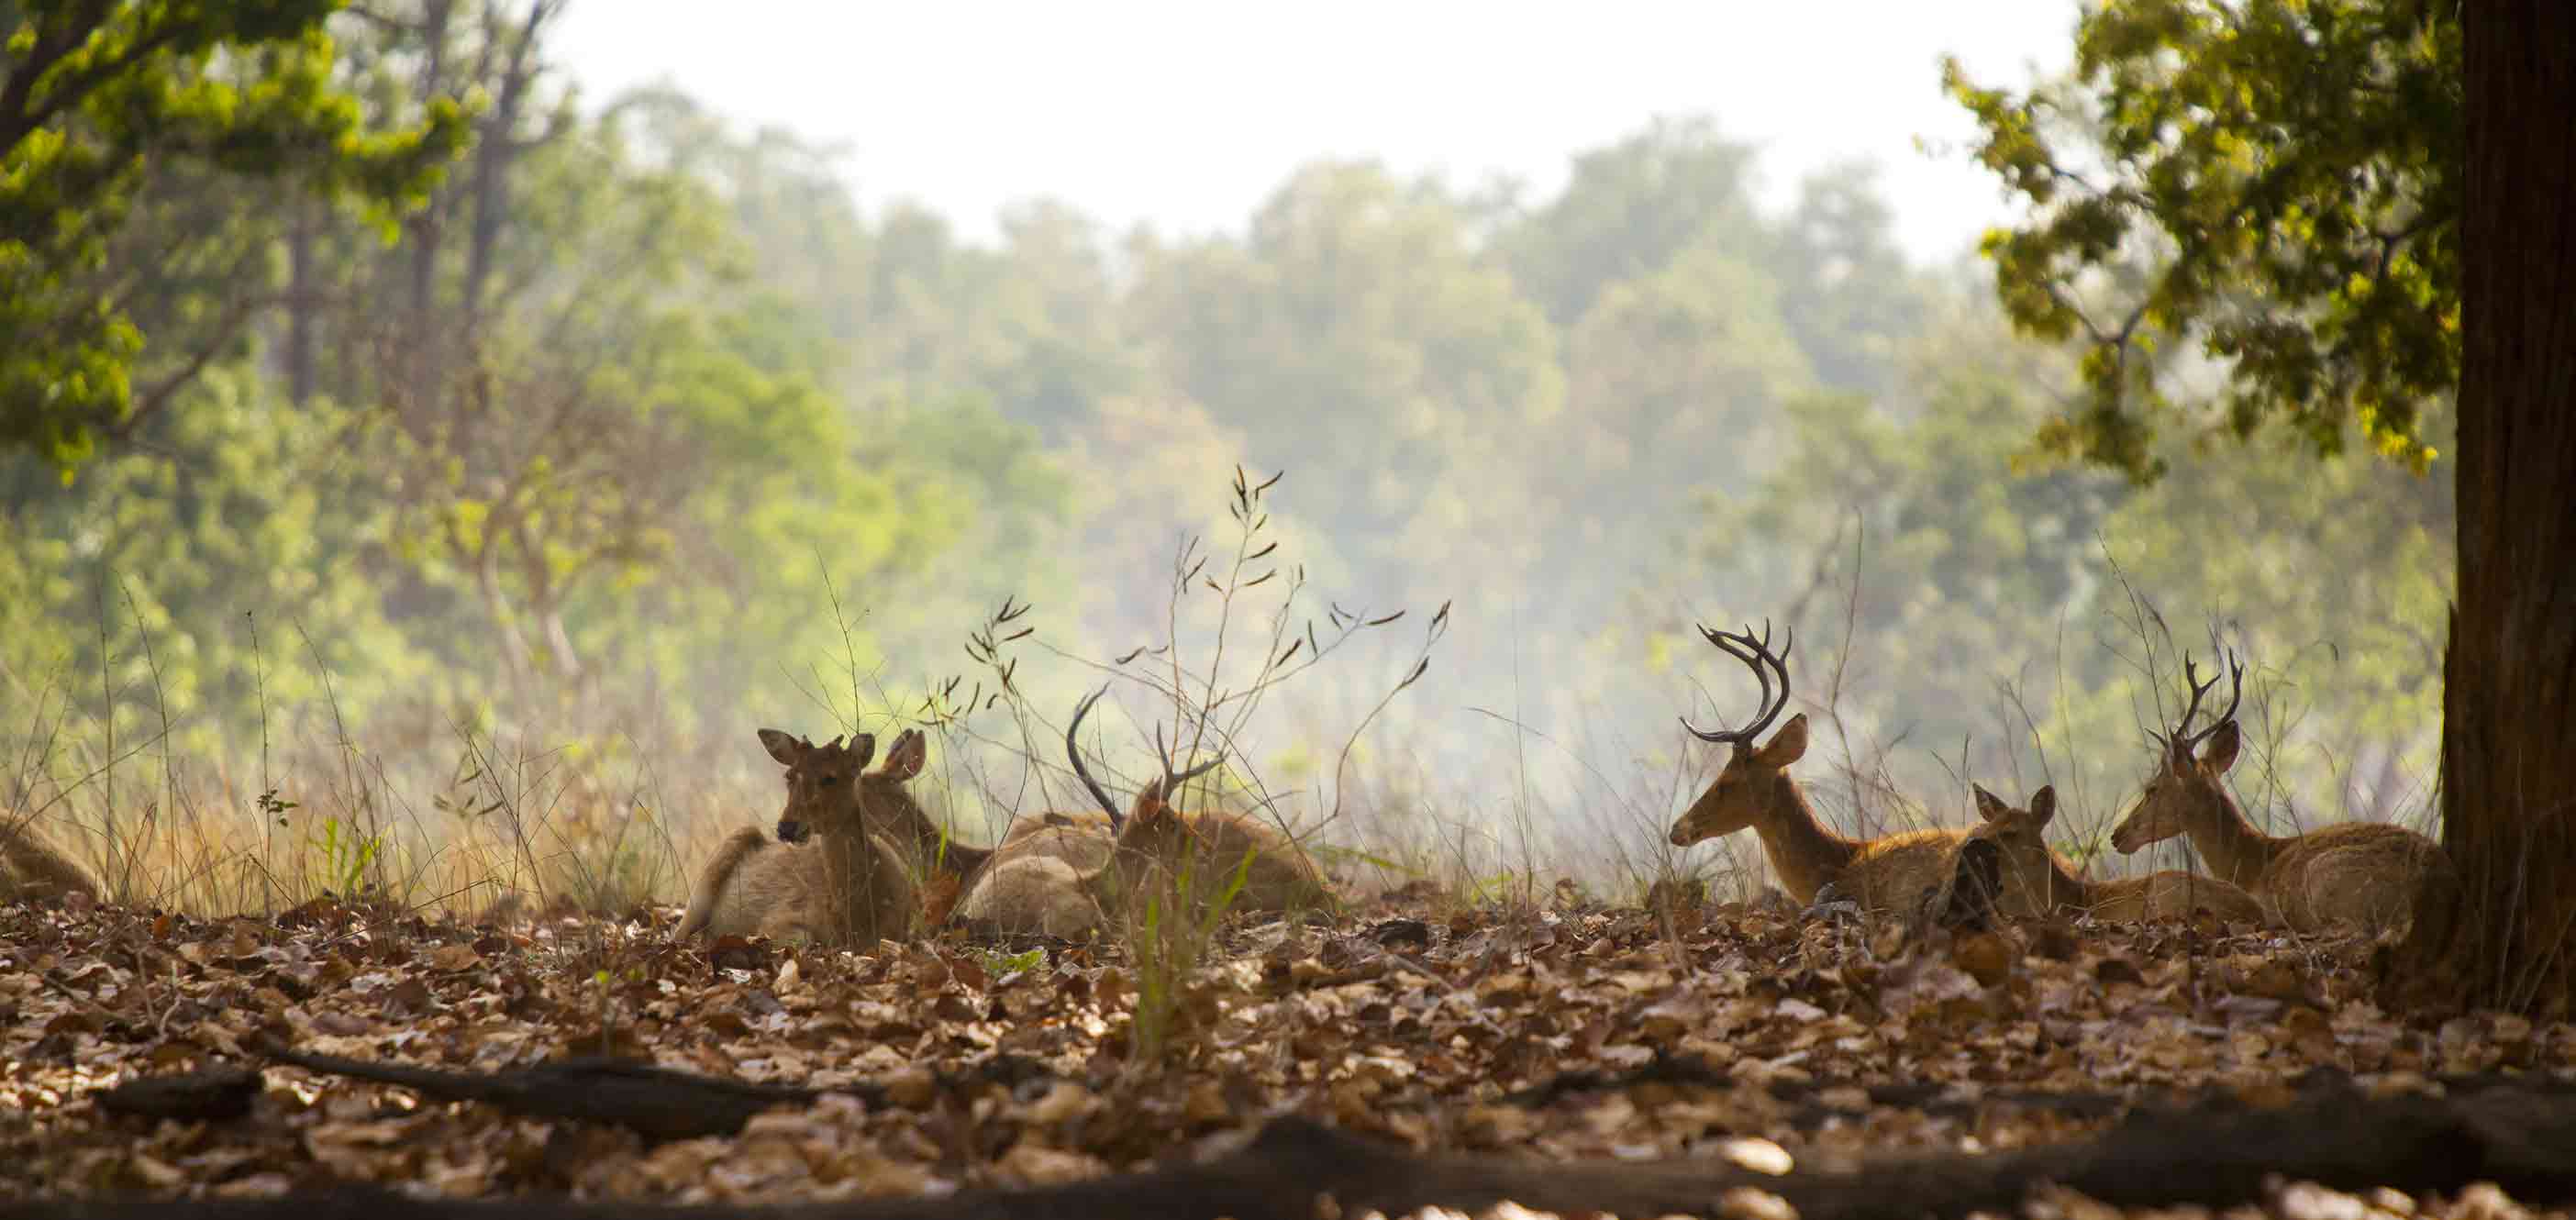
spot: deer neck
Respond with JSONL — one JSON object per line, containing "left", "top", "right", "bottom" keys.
{"left": 813, "top": 831, "right": 878, "bottom": 927}
{"left": 862, "top": 783, "right": 991, "bottom": 876}
{"left": 1747, "top": 774, "right": 1861, "bottom": 904}
{"left": 2003, "top": 847, "right": 2095, "bottom": 913}
{"left": 2177, "top": 784, "right": 2280, "bottom": 891}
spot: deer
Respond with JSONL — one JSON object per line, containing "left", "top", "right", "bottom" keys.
{"left": 951, "top": 687, "right": 1336, "bottom": 936}
{"left": 676, "top": 730, "right": 919, "bottom": 947}
{"left": 826, "top": 725, "right": 1083, "bottom": 923}
{"left": 834, "top": 727, "right": 994, "bottom": 881}
{"left": 779, "top": 722, "right": 1142, "bottom": 923}
{"left": 1663, "top": 619, "right": 1966, "bottom": 915}
{"left": 950, "top": 687, "right": 1216, "bottom": 937}
{"left": 2107, "top": 649, "right": 2456, "bottom": 936}
{"left": 1968, "top": 783, "right": 2268, "bottom": 925}
{"left": 1, "top": 817, "right": 96, "bottom": 905}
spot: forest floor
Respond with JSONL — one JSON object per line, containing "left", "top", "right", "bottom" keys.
{"left": 2, "top": 889, "right": 2571, "bottom": 1219}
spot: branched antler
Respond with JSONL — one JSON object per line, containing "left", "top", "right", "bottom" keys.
{"left": 1063, "top": 687, "right": 1226, "bottom": 832}
{"left": 2162, "top": 645, "right": 2245, "bottom": 760}
{"left": 1682, "top": 618, "right": 1794, "bottom": 746}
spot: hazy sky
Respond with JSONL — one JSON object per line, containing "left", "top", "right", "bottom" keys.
{"left": 554, "top": 2, "right": 2078, "bottom": 263}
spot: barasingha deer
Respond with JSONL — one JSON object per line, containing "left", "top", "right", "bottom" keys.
{"left": 1663, "top": 620, "right": 1966, "bottom": 914}
{"left": 2107, "top": 649, "right": 2456, "bottom": 936}
{"left": 764, "top": 721, "right": 1152, "bottom": 923}
{"left": 676, "top": 731, "right": 919, "bottom": 947}
{"left": 1968, "top": 782, "right": 2268, "bottom": 925}
{"left": 950, "top": 688, "right": 1214, "bottom": 937}
{"left": 952, "top": 687, "right": 1335, "bottom": 937}
{"left": 1, "top": 817, "right": 97, "bottom": 905}
{"left": 827, "top": 725, "right": 1083, "bottom": 923}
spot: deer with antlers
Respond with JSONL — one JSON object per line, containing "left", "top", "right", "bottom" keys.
{"left": 952, "top": 687, "right": 1334, "bottom": 937}
{"left": 1664, "top": 620, "right": 1967, "bottom": 914}
{"left": 2108, "top": 648, "right": 2455, "bottom": 936}
{"left": 1968, "top": 783, "right": 2267, "bottom": 925}
{"left": 676, "top": 731, "right": 920, "bottom": 947}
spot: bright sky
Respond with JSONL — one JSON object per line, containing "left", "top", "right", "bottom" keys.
{"left": 552, "top": 1, "right": 2078, "bottom": 264}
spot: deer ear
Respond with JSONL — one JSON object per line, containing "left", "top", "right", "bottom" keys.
{"left": 2201, "top": 721, "right": 2242, "bottom": 775}
{"left": 758, "top": 729, "right": 804, "bottom": 767}
{"left": 1756, "top": 714, "right": 1809, "bottom": 768}
{"left": 849, "top": 732, "right": 877, "bottom": 770}
{"left": 875, "top": 729, "right": 927, "bottom": 782}
{"left": 1972, "top": 785, "right": 2010, "bottom": 821}
{"left": 2028, "top": 785, "right": 2057, "bottom": 826}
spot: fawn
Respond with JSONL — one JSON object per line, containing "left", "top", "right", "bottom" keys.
{"left": 2108, "top": 649, "right": 2456, "bottom": 936}
{"left": 1664, "top": 620, "right": 1965, "bottom": 913}
{"left": 676, "top": 730, "right": 918, "bottom": 947}
{"left": 1969, "top": 783, "right": 2267, "bottom": 925}
{"left": 952, "top": 687, "right": 1335, "bottom": 936}
{"left": 1, "top": 817, "right": 96, "bottom": 905}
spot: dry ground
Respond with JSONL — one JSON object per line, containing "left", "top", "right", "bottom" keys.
{"left": 2, "top": 889, "right": 2571, "bottom": 1219}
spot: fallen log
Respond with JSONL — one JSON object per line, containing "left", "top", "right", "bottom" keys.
{"left": 260, "top": 1045, "right": 857, "bottom": 1143}
{"left": 13, "top": 1073, "right": 2576, "bottom": 1220}
{"left": 92, "top": 1066, "right": 262, "bottom": 1125}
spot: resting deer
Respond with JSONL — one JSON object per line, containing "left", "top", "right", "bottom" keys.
{"left": 676, "top": 731, "right": 919, "bottom": 947}
{"left": 1, "top": 818, "right": 97, "bottom": 904}
{"left": 833, "top": 728, "right": 995, "bottom": 880}
{"left": 1663, "top": 620, "right": 1964, "bottom": 914}
{"left": 1969, "top": 783, "right": 2267, "bottom": 925}
{"left": 951, "top": 688, "right": 1213, "bottom": 937}
{"left": 2107, "top": 649, "right": 2455, "bottom": 936}
{"left": 953, "top": 688, "right": 1335, "bottom": 936}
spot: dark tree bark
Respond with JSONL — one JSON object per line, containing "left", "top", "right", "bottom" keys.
{"left": 2394, "top": 0, "right": 2576, "bottom": 1016}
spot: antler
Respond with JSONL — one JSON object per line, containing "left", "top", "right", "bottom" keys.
{"left": 1066, "top": 685, "right": 1126, "bottom": 830}
{"left": 2165, "top": 645, "right": 2245, "bottom": 757}
{"left": 1681, "top": 618, "right": 1794, "bottom": 745}
{"left": 1141, "top": 721, "right": 1225, "bottom": 809}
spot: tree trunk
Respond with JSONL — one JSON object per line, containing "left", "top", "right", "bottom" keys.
{"left": 284, "top": 197, "right": 316, "bottom": 406}
{"left": 2393, "top": 0, "right": 2576, "bottom": 1017}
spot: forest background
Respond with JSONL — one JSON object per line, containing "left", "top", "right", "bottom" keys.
{"left": 0, "top": 1, "right": 2452, "bottom": 920}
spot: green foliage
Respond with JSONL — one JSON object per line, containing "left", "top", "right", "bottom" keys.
{"left": 1497, "top": 116, "right": 1765, "bottom": 327}
{"left": 308, "top": 815, "right": 383, "bottom": 897}
{"left": 0, "top": 367, "right": 424, "bottom": 752}
{"left": 1693, "top": 295, "right": 2449, "bottom": 832}
{"left": 1128, "top": 161, "right": 1564, "bottom": 602}
{"left": 1946, "top": 0, "right": 2460, "bottom": 481}
{"left": 0, "top": 0, "right": 2463, "bottom": 917}
{"left": 1125, "top": 848, "right": 1252, "bottom": 1064}
{"left": 1562, "top": 236, "right": 1814, "bottom": 495}
{"left": 0, "top": 0, "right": 468, "bottom": 469}
{"left": 975, "top": 946, "right": 1049, "bottom": 979}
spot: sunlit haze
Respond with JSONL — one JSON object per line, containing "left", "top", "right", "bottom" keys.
{"left": 554, "top": 1, "right": 2077, "bottom": 261}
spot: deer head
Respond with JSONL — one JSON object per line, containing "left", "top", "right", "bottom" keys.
{"left": 758, "top": 729, "right": 878, "bottom": 845}
{"left": 1667, "top": 619, "right": 1806, "bottom": 847}
{"left": 2109, "top": 649, "right": 2244, "bottom": 854}
{"left": 1062, "top": 684, "right": 1226, "bottom": 866}
{"left": 1971, "top": 782, "right": 2065, "bottom": 904}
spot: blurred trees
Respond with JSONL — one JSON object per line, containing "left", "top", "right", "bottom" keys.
{"left": 0, "top": 0, "right": 466, "bottom": 469}
{"left": 0, "top": 2, "right": 1069, "bottom": 761}
{"left": 0, "top": 0, "right": 2472, "bottom": 922}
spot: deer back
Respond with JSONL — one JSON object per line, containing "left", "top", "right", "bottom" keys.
{"left": 2265, "top": 822, "right": 2452, "bottom": 936}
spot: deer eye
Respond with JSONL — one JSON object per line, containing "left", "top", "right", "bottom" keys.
{"left": 819, "top": 774, "right": 843, "bottom": 787}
